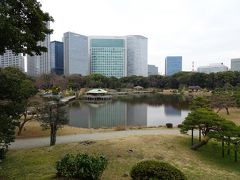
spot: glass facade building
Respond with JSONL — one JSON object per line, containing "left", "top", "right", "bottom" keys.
{"left": 63, "top": 32, "right": 89, "bottom": 76}
{"left": 89, "top": 36, "right": 127, "bottom": 78}
{"left": 50, "top": 41, "right": 64, "bottom": 75}
{"left": 165, "top": 56, "right": 182, "bottom": 76}
{"left": 127, "top": 35, "right": 148, "bottom": 77}
{"left": 148, "top": 64, "right": 158, "bottom": 76}
{"left": 0, "top": 50, "right": 24, "bottom": 71}
{"left": 231, "top": 58, "right": 240, "bottom": 71}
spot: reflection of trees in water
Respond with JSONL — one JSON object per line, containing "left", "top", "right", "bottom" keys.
{"left": 69, "top": 100, "right": 82, "bottom": 108}
{"left": 115, "top": 94, "right": 190, "bottom": 110}
{"left": 69, "top": 94, "right": 190, "bottom": 110}
{"left": 70, "top": 100, "right": 119, "bottom": 108}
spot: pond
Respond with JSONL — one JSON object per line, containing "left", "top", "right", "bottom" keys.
{"left": 67, "top": 94, "right": 191, "bottom": 129}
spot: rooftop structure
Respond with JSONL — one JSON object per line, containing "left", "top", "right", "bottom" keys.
{"left": 197, "top": 63, "right": 228, "bottom": 74}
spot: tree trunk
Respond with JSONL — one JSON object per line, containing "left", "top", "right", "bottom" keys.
{"left": 222, "top": 138, "right": 225, "bottom": 158}
{"left": 225, "top": 107, "right": 230, "bottom": 115}
{"left": 199, "top": 129, "right": 201, "bottom": 142}
{"left": 18, "top": 113, "right": 28, "bottom": 135}
{"left": 235, "top": 144, "right": 238, "bottom": 162}
{"left": 50, "top": 123, "right": 57, "bottom": 146}
{"left": 18, "top": 121, "right": 26, "bottom": 135}
{"left": 217, "top": 108, "right": 221, "bottom": 113}
{"left": 227, "top": 136, "right": 230, "bottom": 155}
{"left": 191, "top": 128, "right": 194, "bottom": 145}
{"left": 191, "top": 136, "right": 210, "bottom": 150}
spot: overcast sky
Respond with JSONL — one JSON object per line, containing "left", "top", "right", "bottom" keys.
{"left": 38, "top": 0, "right": 240, "bottom": 74}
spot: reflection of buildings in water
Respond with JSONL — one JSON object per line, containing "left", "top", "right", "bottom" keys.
{"left": 68, "top": 105, "right": 90, "bottom": 128}
{"left": 68, "top": 102, "right": 148, "bottom": 128}
{"left": 68, "top": 100, "right": 190, "bottom": 128}
{"left": 90, "top": 102, "right": 127, "bottom": 128}
{"left": 164, "top": 105, "right": 181, "bottom": 116}
{"left": 127, "top": 104, "right": 147, "bottom": 126}
{"left": 68, "top": 101, "right": 127, "bottom": 128}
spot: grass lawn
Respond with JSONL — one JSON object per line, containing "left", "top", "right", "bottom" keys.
{"left": 1, "top": 135, "right": 240, "bottom": 180}
{"left": 218, "top": 107, "right": 240, "bottom": 126}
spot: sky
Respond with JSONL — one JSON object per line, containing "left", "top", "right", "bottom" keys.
{"left": 38, "top": 0, "right": 240, "bottom": 74}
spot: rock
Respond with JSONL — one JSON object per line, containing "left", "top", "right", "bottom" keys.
{"left": 122, "top": 172, "right": 129, "bottom": 177}
{"left": 79, "top": 140, "right": 96, "bottom": 145}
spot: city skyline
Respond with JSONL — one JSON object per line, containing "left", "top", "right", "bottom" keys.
{"left": 38, "top": 0, "right": 240, "bottom": 74}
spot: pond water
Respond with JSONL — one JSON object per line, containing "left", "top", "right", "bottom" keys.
{"left": 67, "top": 94, "right": 191, "bottom": 129}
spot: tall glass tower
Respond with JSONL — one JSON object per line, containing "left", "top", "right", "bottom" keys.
{"left": 50, "top": 41, "right": 64, "bottom": 75}
{"left": 63, "top": 32, "right": 89, "bottom": 76}
{"left": 165, "top": 56, "right": 182, "bottom": 76}
{"left": 89, "top": 36, "right": 127, "bottom": 78}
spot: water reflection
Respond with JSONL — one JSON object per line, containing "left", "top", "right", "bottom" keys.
{"left": 68, "top": 94, "right": 190, "bottom": 129}
{"left": 164, "top": 106, "right": 181, "bottom": 116}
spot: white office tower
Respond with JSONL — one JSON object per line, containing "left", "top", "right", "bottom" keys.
{"left": 0, "top": 50, "right": 24, "bottom": 71}
{"left": 27, "top": 24, "right": 51, "bottom": 76}
{"left": 231, "top": 58, "right": 240, "bottom": 71}
{"left": 127, "top": 35, "right": 148, "bottom": 76}
{"left": 63, "top": 32, "right": 89, "bottom": 76}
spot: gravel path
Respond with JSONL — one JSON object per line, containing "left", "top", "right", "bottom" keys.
{"left": 10, "top": 129, "right": 181, "bottom": 150}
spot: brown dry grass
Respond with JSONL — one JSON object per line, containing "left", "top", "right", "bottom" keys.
{"left": 218, "top": 107, "right": 240, "bottom": 125}
{"left": 1, "top": 135, "right": 240, "bottom": 180}
{"left": 16, "top": 120, "right": 114, "bottom": 139}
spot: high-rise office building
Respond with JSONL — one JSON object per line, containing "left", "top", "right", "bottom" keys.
{"left": 50, "top": 41, "right": 64, "bottom": 75}
{"left": 127, "top": 35, "right": 148, "bottom": 77}
{"left": 197, "top": 63, "right": 228, "bottom": 74}
{"left": 27, "top": 23, "right": 50, "bottom": 76}
{"left": 0, "top": 50, "right": 24, "bottom": 71}
{"left": 89, "top": 36, "right": 127, "bottom": 78}
{"left": 148, "top": 64, "right": 158, "bottom": 76}
{"left": 165, "top": 56, "right": 182, "bottom": 76}
{"left": 231, "top": 58, "right": 240, "bottom": 71}
{"left": 63, "top": 32, "right": 89, "bottom": 76}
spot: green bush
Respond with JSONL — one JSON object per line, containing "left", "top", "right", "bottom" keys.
{"left": 0, "top": 148, "right": 6, "bottom": 160}
{"left": 56, "top": 153, "right": 108, "bottom": 180}
{"left": 177, "top": 124, "right": 183, "bottom": 128}
{"left": 166, "top": 123, "right": 173, "bottom": 128}
{"left": 130, "top": 160, "right": 186, "bottom": 180}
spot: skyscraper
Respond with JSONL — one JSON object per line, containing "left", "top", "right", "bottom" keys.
{"left": 50, "top": 41, "right": 64, "bottom": 75}
{"left": 27, "top": 23, "right": 51, "bottom": 76}
{"left": 63, "top": 32, "right": 89, "bottom": 76}
{"left": 231, "top": 58, "right": 240, "bottom": 71}
{"left": 127, "top": 35, "right": 148, "bottom": 76}
{"left": 165, "top": 56, "right": 182, "bottom": 76}
{"left": 0, "top": 50, "right": 24, "bottom": 71}
{"left": 148, "top": 65, "right": 158, "bottom": 76}
{"left": 89, "top": 36, "right": 127, "bottom": 78}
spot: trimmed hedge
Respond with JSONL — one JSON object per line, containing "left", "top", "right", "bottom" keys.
{"left": 56, "top": 153, "right": 108, "bottom": 180}
{"left": 166, "top": 123, "right": 173, "bottom": 128}
{"left": 130, "top": 160, "right": 186, "bottom": 180}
